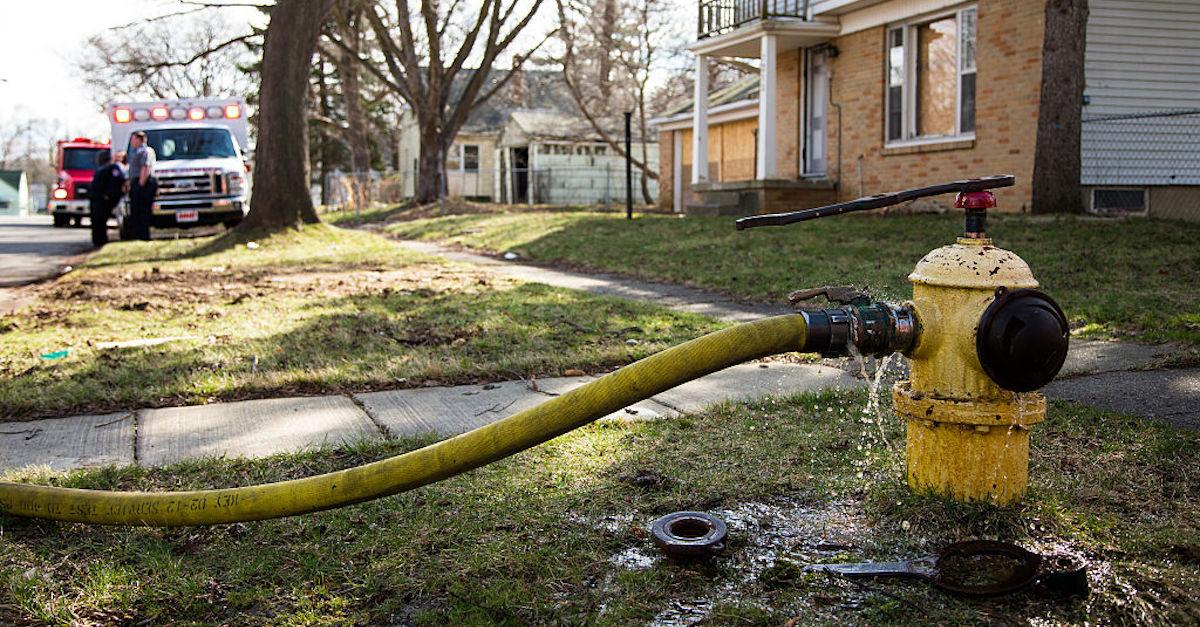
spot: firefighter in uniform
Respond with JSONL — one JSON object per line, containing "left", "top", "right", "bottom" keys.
{"left": 126, "top": 131, "right": 157, "bottom": 241}
{"left": 89, "top": 150, "right": 126, "bottom": 248}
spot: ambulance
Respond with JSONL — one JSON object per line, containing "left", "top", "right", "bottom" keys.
{"left": 108, "top": 98, "right": 251, "bottom": 237}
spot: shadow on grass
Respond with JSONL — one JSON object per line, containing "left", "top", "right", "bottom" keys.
{"left": 393, "top": 211, "right": 1200, "bottom": 344}
{"left": 0, "top": 282, "right": 723, "bottom": 419}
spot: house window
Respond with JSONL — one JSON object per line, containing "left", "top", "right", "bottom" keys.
{"left": 886, "top": 6, "right": 977, "bottom": 144}
{"left": 463, "top": 145, "right": 479, "bottom": 172}
{"left": 447, "top": 144, "right": 480, "bottom": 172}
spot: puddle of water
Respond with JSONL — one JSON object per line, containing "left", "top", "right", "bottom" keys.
{"left": 586, "top": 498, "right": 872, "bottom": 624}
{"left": 610, "top": 546, "right": 658, "bottom": 571}
{"left": 647, "top": 599, "right": 714, "bottom": 627}
{"left": 568, "top": 511, "right": 634, "bottom": 535}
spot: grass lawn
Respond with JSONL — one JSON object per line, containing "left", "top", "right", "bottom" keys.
{"left": 0, "top": 225, "right": 722, "bottom": 420}
{"left": 382, "top": 209, "right": 1200, "bottom": 346}
{"left": 2, "top": 390, "right": 1196, "bottom": 624}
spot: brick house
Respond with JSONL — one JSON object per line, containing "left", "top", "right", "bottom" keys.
{"left": 654, "top": 0, "right": 1200, "bottom": 220}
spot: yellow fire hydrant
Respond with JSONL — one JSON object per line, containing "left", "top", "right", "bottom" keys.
{"left": 741, "top": 176, "right": 1070, "bottom": 505}
{"left": 892, "top": 190, "right": 1067, "bottom": 504}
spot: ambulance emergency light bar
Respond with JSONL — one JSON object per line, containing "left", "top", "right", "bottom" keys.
{"left": 112, "top": 103, "right": 242, "bottom": 124}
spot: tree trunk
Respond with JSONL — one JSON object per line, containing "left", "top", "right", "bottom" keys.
{"left": 240, "top": 0, "right": 336, "bottom": 231}
{"left": 414, "top": 129, "right": 447, "bottom": 204}
{"left": 317, "top": 57, "right": 334, "bottom": 206}
{"left": 341, "top": 58, "right": 372, "bottom": 173}
{"left": 1031, "top": 0, "right": 1088, "bottom": 214}
{"left": 333, "top": 6, "right": 372, "bottom": 173}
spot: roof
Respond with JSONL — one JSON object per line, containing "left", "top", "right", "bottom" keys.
{"left": 506, "top": 110, "right": 655, "bottom": 143}
{"left": 409, "top": 68, "right": 657, "bottom": 143}
{"left": 655, "top": 75, "right": 760, "bottom": 119}
{"left": 459, "top": 69, "right": 579, "bottom": 133}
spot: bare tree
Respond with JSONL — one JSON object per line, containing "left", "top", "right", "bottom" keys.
{"left": 240, "top": 0, "right": 338, "bottom": 230}
{"left": 327, "top": 0, "right": 551, "bottom": 203}
{"left": 554, "top": 0, "right": 683, "bottom": 203}
{"left": 77, "top": 10, "right": 258, "bottom": 104}
{"left": 0, "top": 112, "right": 56, "bottom": 190}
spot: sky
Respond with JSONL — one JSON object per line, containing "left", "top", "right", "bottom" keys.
{"left": 0, "top": 1, "right": 266, "bottom": 142}
{"left": 1, "top": 0, "right": 691, "bottom": 147}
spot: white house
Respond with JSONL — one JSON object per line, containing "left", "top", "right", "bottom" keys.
{"left": 0, "top": 171, "right": 30, "bottom": 216}
{"left": 396, "top": 69, "right": 658, "bottom": 205}
{"left": 496, "top": 110, "right": 659, "bottom": 205}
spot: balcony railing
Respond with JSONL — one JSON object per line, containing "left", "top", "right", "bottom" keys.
{"left": 698, "top": 0, "right": 809, "bottom": 39}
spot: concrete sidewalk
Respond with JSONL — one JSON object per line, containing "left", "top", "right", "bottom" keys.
{"left": 2, "top": 237, "right": 1194, "bottom": 474}
{"left": 394, "top": 239, "right": 789, "bottom": 323}
{"left": 391, "top": 239, "right": 1196, "bottom": 425}
{"left": 0, "top": 363, "right": 862, "bottom": 473}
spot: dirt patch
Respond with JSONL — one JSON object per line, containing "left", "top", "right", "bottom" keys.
{"left": 26, "top": 264, "right": 505, "bottom": 317}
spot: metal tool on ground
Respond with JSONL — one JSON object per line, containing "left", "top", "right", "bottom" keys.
{"left": 806, "top": 540, "right": 1089, "bottom": 599}
{"left": 740, "top": 175, "right": 1070, "bottom": 504}
{"left": 650, "top": 511, "right": 728, "bottom": 559}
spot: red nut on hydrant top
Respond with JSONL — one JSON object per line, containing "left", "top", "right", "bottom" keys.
{"left": 955, "top": 190, "right": 996, "bottom": 209}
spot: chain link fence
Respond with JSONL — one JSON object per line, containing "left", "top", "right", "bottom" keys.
{"left": 1081, "top": 109, "right": 1200, "bottom": 187}
{"left": 321, "top": 164, "right": 659, "bottom": 213}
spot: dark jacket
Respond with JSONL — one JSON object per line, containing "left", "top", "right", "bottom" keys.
{"left": 91, "top": 163, "right": 127, "bottom": 207}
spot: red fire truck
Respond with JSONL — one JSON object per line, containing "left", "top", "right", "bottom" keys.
{"left": 47, "top": 137, "right": 111, "bottom": 227}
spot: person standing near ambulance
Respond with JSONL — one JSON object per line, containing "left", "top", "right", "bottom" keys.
{"left": 89, "top": 150, "right": 126, "bottom": 248}
{"left": 126, "top": 131, "right": 157, "bottom": 241}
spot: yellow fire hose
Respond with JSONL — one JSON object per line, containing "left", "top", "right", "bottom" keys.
{"left": 0, "top": 314, "right": 809, "bottom": 527}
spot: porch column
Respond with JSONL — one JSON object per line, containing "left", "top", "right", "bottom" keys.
{"left": 757, "top": 34, "right": 778, "bottom": 180}
{"left": 527, "top": 143, "right": 537, "bottom": 206}
{"left": 672, "top": 131, "right": 683, "bottom": 212}
{"left": 692, "top": 54, "right": 709, "bottom": 184}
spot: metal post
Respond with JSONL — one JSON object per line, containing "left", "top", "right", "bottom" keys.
{"left": 624, "top": 111, "right": 633, "bottom": 220}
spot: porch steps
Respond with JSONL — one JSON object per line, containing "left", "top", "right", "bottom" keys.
{"left": 687, "top": 178, "right": 838, "bottom": 217}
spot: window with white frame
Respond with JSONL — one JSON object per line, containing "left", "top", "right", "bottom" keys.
{"left": 886, "top": 6, "right": 977, "bottom": 144}
{"left": 447, "top": 144, "right": 481, "bottom": 172}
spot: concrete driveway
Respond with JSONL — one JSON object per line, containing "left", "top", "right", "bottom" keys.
{"left": 0, "top": 214, "right": 95, "bottom": 287}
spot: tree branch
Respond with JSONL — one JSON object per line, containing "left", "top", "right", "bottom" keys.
{"left": 138, "top": 33, "right": 256, "bottom": 70}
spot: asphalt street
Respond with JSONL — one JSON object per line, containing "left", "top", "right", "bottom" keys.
{"left": 0, "top": 214, "right": 95, "bottom": 287}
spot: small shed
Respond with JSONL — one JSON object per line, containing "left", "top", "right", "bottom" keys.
{"left": 0, "top": 170, "right": 30, "bottom": 216}
{"left": 498, "top": 110, "right": 659, "bottom": 205}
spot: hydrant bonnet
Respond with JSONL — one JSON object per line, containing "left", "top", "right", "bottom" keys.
{"left": 976, "top": 287, "right": 1070, "bottom": 392}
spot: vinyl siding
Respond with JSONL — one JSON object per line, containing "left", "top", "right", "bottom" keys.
{"left": 1082, "top": 0, "right": 1200, "bottom": 186}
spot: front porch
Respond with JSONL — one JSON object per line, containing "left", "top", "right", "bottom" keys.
{"left": 680, "top": 1, "right": 840, "bottom": 214}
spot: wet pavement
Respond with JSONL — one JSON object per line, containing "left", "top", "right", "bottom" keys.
{"left": 1046, "top": 367, "right": 1200, "bottom": 429}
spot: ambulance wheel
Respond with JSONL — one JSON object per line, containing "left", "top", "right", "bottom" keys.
{"left": 52, "top": 214, "right": 68, "bottom": 227}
